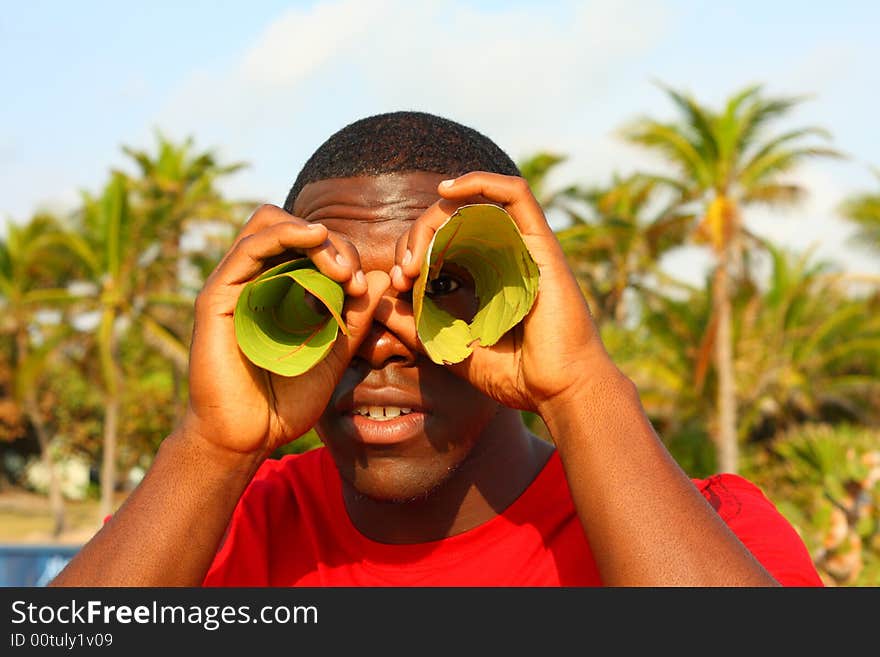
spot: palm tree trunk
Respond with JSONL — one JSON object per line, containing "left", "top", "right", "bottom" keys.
{"left": 712, "top": 250, "right": 738, "bottom": 473}
{"left": 98, "top": 311, "right": 122, "bottom": 522}
{"left": 613, "top": 263, "right": 628, "bottom": 325}
{"left": 99, "top": 390, "right": 119, "bottom": 521}
{"left": 25, "top": 394, "right": 66, "bottom": 538}
{"left": 16, "top": 329, "right": 66, "bottom": 537}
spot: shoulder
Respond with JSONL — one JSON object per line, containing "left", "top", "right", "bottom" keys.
{"left": 243, "top": 447, "right": 327, "bottom": 501}
{"left": 693, "top": 472, "right": 771, "bottom": 521}
{"left": 693, "top": 473, "right": 824, "bottom": 586}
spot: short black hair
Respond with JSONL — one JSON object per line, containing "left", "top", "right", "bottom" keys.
{"left": 283, "top": 111, "right": 521, "bottom": 211}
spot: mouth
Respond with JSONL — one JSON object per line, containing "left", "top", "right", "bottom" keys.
{"left": 335, "top": 390, "right": 430, "bottom": 446}
{"left": 351, "top": 405, "right": 415, "bottom": 421}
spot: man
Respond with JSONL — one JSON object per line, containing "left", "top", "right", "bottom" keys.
{"left": 51, "top": 111, "right": 822, "bottom": 586}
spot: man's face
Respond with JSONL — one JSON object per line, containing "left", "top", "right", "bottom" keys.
{"left": 293, "top": 171, "right": 502, "bottom": 502}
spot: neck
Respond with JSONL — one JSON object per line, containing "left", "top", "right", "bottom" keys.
{"left": 341, "top": 410, "right": 555, "bottom": 544}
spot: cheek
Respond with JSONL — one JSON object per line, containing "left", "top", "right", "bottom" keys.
{"left": 429, "top": 289, "right": 479, "bottom": 323}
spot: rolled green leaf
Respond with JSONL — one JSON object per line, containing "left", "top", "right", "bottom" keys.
{"left": 413, "top": 203, "right": 540, "bottom": 364}
{"left": 234, "top": 258, "right": 347, "bottom": 377}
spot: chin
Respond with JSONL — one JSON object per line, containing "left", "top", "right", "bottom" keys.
{"left": 344, "top": 455, "right": 464, "bottom": 504}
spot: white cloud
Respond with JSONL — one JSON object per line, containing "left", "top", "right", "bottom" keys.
{"left": 148, "top": 0, "right": 675, "bottom": 220}
{"left": 745, "top": 163, "right": 880, "bottom": 275}
{"left": 237, "top": 0, "right": 389, "bottom": 86}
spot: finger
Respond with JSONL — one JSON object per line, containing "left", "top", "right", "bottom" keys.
{"left": 436, "top": 172, "right": 553, "bottom": 238}
{"left": 211, "top": 221, "right": 330, "bottom": 287}
{"left": 310, "top": 232, "right": 366, "bottom": 297}
{"left": 213, "top": 205, "right": 305, "bottom": 272}
{"left": 322, "top": 271, "right": 392, "bottom": 374}
{"left": 392, "top": 198, "right": 462, "bottom": 287}
{"left": 373, "top": 292, "right": 425, "bottom": 356}
{"left": 445, "top": 336, "right": 532, "bottom": 411}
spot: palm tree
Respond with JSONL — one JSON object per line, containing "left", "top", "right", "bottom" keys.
{"left": 59, "top": 174, "right": 135, "bottom": 521}
{"left": 60, "top": 137, "right": 251, "bottom": 521}
{"left": 621, "top": 83, "right": 841, "bottom": 473}
{"left": 517, "top": 152, "right": 578, "bottom": 218}
{"left": 0, "top": 214, "right": 82, "bottom": 536}
{"left": 839, "top": 168, "right": 880, "bottom": 254}
{"left": 518, "top": 153, "right": 694, "bottom": 325}
{"left": 735, "top": 244, "right": 880, "bottom": 438}
{"left": 122, "top": 133, "right": 252, "bottom": 372}
{"left": 612, "top": 277, "right": 719, "bottom": 475}
{"left": 555, "top": 174, "right": 694, "bottom": 324}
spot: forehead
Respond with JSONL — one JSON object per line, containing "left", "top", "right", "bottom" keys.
{"left": 292, "top": 172, "right": 448, "bottom": 268}
{"left": 293, "top": 172, "right": 448, "bottom": 224}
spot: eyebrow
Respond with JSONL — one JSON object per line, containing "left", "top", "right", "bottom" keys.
{"left": 301, "top": 200, "right": 434, "bottom": 224}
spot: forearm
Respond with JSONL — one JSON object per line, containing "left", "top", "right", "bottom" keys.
{"left": 50, "top": 430, "right": 265, "bottom": 587}
{"left": 540, "top": 366, "right": 779, "bottom": 587}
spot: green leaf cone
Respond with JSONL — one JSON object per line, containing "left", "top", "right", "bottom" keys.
{"left": 235, "top": 205, "right": 539, "bottom": 375}
{"left": 413, "top": 204, "right": 540, "bottom": 364}
{"left": 234, "top": 258, "right": 347, "bottom": 377}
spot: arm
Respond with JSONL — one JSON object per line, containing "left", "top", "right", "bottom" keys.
{"left": 394, "top": 173, "right": 779, "bottom": 586}
{"left": 51, "top": 206, "right": 389, "bottom": 586}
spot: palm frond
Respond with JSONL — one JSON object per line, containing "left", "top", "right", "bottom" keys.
{"left": 737, "top": 94, "right": 813, "bottom": 154}
{"left": 654, "top": 81, "right": 719, "bottom": 163}
{"left": 740, "top": 146, "right": 842, "bottom": 189}
{"left": 740, "top": 183, "right": 806, "bottom": 207}
{"left": 621, "top": 120, "right": 712, "bottom": 187}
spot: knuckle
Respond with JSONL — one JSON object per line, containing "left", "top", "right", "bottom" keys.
{"left": 243, "top": 204, "right": 275, "bottom": 227}
{"left": 193, "top": 290, "right": 209, "bottom": 315}
{"left": 236, "top": 233, "right": 255, "bottom": 251}
{"left": 253, "top": 203, "right": 277, "bottom": 218}
{"left": 512, "top": 176, "right": 531, "bottom": 193}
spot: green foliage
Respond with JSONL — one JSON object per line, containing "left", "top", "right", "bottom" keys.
{"left": 839, "top": 168, "right": 880, "bottom": 254}
{"left": 517, "top": 152, "right": 576, "bottom": 214}
{"left": 619, "top": 83, "right": 843, "bottom": 474}
{"left": 735, "top": 246, "right": 880, "bottom": 438}
{"left": 664, "top": 423, "right": 717, "bottom": 479}
{"left": 743, "top": 424, "right": 880, "bottom": 586}
{"left": 555, "top": 174, "right": 694, "bottom": 325}
{"left": 235, "top": 259, "right": 347, "bottom": 377}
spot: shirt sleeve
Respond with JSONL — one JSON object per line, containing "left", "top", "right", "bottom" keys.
{"left": 696, "top": 473, "right": 824, "bottom": 587}
{"left": 201, "top": 479, "right": 272, "bottom": 587}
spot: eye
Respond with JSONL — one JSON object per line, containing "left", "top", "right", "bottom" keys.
{"left": 426, "top": 274, "right": 461, "bottom": 297}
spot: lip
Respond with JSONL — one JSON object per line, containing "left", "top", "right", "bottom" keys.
{"left": 340, "top": 411, "right": 429, "bottom": 445}
{"left": 333, "top": 386, "right": 431, "bottom": 446}
{"left": 335, "top": 386, "right": 429, "bottom": 415}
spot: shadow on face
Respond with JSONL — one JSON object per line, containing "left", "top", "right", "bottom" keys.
{"left": 294, "top": 172, "right": 503, "bottom": 502}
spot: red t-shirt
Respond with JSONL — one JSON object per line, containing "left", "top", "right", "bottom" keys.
{"left": 202, "top": 447, "right": 823, "bottom": 586}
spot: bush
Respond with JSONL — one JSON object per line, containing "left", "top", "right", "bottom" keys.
{"left": 743, "top": 423, "right": 880, "bottom": 586}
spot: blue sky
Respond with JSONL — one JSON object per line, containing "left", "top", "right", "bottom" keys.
{"left": 2, "top": 0, "right": 879, "bottom": 283}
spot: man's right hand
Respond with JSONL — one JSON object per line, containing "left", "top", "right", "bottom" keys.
{"left": 180, "top": 204, "right": 390, "bottom": 460}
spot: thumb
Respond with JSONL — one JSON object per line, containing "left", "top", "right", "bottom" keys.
{"left": 446, "top": 341, "right": 502, "bottom": 388}
{"left": 445, "top": 333, "right": 530, "bottom": 410}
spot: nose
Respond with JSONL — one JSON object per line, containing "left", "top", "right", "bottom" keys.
{"left": 353, "top": 288, "right": 418, "bottom": 369}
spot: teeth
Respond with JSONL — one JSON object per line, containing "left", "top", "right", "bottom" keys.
{"left": 353, "top": 406, "right": 413, "bottom": 420}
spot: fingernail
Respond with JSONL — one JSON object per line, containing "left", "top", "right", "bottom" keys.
{"left": 390, "top": 265, "right": 402, "bottom": 284}
{"left": 306, "top": 222, "right": 323, "bottom": 230}
{"left": 335, "top": 253, "right": 349, "bottom": 267}
{"left": 440, "top": 179, "right": 455, "bottom": 188}
{"left": 355, "top": 270, "right": 366, "bottom": 287}
{"left": 402, "top": 249, "right": 412, "bottom": 266}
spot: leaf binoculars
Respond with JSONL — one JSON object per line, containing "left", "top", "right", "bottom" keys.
{"left": 233, "top": 204, "right": 540, "bottom": 376}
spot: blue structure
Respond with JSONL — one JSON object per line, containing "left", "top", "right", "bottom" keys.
{"left": 0, "top": 544, "right": 81, "bottom": 586}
